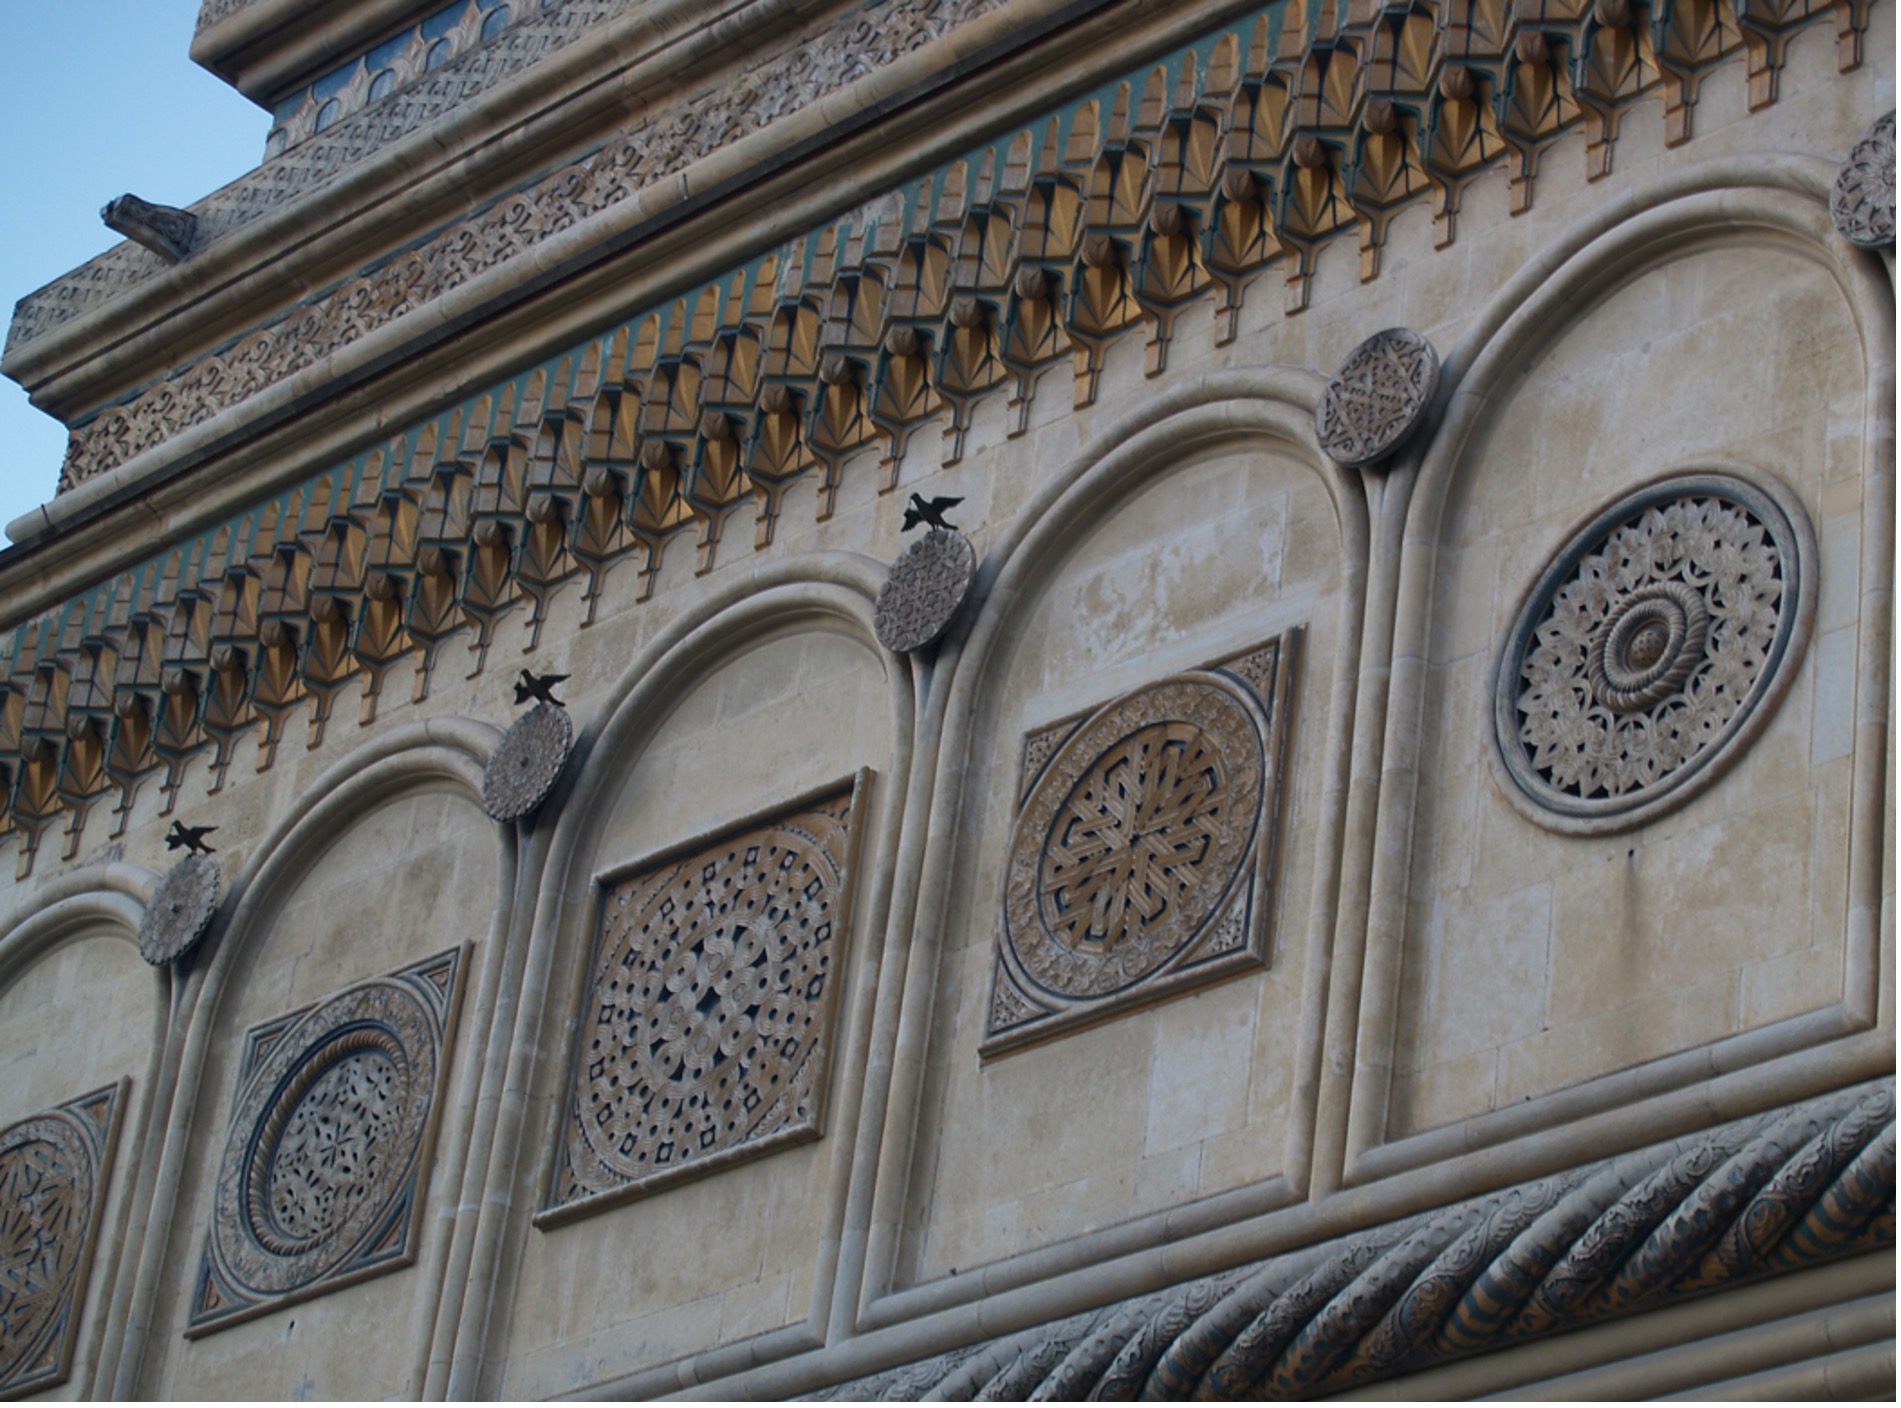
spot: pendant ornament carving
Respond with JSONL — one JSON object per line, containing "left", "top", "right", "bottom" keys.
{"left": 874, "top": 529, "right": 977, "bottom": 654}
{"left": 188, "top": 948, "right": 466, "bottom": 1336}
{"left": 138, "top": 854, "right": 221, "bottom": 966}
{"left": 1314, "top": 329, "right": 1440, "bottom": 467}
{"left": 1494, "top": 472, "right": 1815, "bottom": 833}
{"left": 985, "top": 638, "right": 1295, "bottom": 1055}
{"left": 482, "top": 702, "right": 574, "bottom": 823}
{"left": 544, "top": 776, "right": 867, "bottom": 1223}
{"left": 1832, "top": 111, "right": 1895, "bottom": 248}
{"left": 0, "top": 1085, "right": 122, "bottom": 1399}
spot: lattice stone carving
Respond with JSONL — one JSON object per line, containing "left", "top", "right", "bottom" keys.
{"left": 985, "top": 638, "right": 1296, "bottom": 1054}
{"left": 874, "top": 529, "right": 977, "bottom": 653}
{"left": 188, "top": 948, "right": 466, "bottom": 1336}
{"left": 138, "top": 854, "right": 221, "bottom": 966}
{"left": 544, "top": 776, "right": 867, "bottom": 1222}
{"left": 1494, "top": 472, "right": 1814, "bottom": 833}
{"left": 1313, "top": 329, "right": 1440, "bottom": 467}
{"left": 1832, "top": 110, "right": 1895, "bottom": 248}
{"left": 0, "top": 1085, "right": 123, "bottom": 1399}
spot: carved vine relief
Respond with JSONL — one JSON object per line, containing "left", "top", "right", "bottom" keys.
{"left": 545, "top": 778, "right": 864, "bottom": 1221}
{"left": 985, "top": 637, "right": 1295, "bottom": 1054}
{"left": 188, "top": 949, "right": 465, "bottom": 1335}
{"left": 0, "top": 1084, "right": 122, "bottom": 1398}
{"left": 1495, "top": 472, "right": 1815, "bottom": 831}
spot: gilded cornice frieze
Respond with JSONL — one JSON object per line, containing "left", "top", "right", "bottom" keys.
{"left": 0, "top": 0, "right": 1864, "bottom": 875}
{"left": 53, "top": 0, "right": 1870, "bottom": 492}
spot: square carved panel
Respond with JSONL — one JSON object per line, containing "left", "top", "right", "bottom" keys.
{"left": 983, "top": 633, "right": 1298, "bottom": 1055}
{"left": 186, "top": 947, "right": 468, "bottom": 1336}
{"left": 0, "top": 1082, "right": 124, "bottom": 1399}
{"left": 542, "top": 773, "right": 869, "bottom": 1225}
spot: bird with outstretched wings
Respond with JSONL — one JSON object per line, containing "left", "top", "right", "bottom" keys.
{"left": 166, "top": 821, "right": 217, "bottom": 856}
{"left": 516, "top": 669, "right": 569, "bottom": 708}
{"left": 902, "top": 494, "right": 963, "bottom": 532}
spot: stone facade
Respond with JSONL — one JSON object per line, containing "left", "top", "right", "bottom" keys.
{"left": 0, "top": 0, "right": 1891, "bottom": 1398}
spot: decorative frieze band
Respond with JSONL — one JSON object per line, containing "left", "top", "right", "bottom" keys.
{"left": 0, "top": 0, "right": 1866, "bottom": 878}
{"left": 53, "top": 0, "right": 1864, "bottom": 489}
{"left": 811, "top": 1078, "right": 1897, "bottom": 1400}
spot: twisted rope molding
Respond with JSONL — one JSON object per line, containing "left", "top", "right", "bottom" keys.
{"left": 816, "top": 1079, "right": 1895, "bottom": 1399}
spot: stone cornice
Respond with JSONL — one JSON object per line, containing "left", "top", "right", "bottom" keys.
{"left": 2, "top": 0, "right": 752, "bottom": 387}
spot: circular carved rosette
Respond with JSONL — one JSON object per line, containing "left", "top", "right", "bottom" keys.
{"left": 1314, "top": 328, "right": 1441, "bottom": 467}
{"left": 482, "top": 702, "right": 573, "bottom": 822}
{"left": 1832, "top": 111, "right": 1895, "bottom": 248}
{"left": 209, "top": 980, "right": 440, "bottom": 1299}
{"left": 1494, "top": 471, "right": 1816, "bottom": 832}
{"left": 1002, "top": 673, "right": 1268, "bottom": 1001}
{"left": 0, "top": 1114, "right": 95, "bottom": 1388}
{"left": 138, "top": 854, "right": 221, "bottom": 966}
{"left": 567, "top": 800, "right": 850, "bottom": 1193}
{"left": 874, "top": 529, "right": 977, "bottom": 654}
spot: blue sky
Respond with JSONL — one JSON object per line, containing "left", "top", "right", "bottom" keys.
{"left": 0, "top": 5, "right": 262, "bottom": 538}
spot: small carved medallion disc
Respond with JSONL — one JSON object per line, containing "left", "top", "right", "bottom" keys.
{"left": 1314, "top": 328, "right": 1440, "bottom": 467}
{"left": 874, "top": 529, "right": 977, "bottom": 654}
{"left": 1832, "top": 111, "right": 1896, "bottom": 248}
{"left": 1495, "top": 472, "right": 1814, "bottom": 831}
{"left": 139, "top": 853, "right": 221, "bottom": 966}
{"left": 0, "top": 1086, "right": 121, "bottom": 1398}
{"left": 483, "top": 702, "right": 574, "bottom": 822}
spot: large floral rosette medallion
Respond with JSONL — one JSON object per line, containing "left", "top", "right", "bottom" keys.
{"left": 985, "top": 636, "right": 1296, "bottom": 1054}
{"left": 543, "top": 776, "right": 867, "bottom": 1223}
{"left": 0, "top": 1085, "right": 122, "bottom": 1398}
{"left": 188, "top": 948, "right": 465, "bottom": 1335}
{"left": 1831, "top": 110, "right": 1895, "bottom": 248}
{"left": 1493, "top": 471, "right": 1815, "bottom": 833}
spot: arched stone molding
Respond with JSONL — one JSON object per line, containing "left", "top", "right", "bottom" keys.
{"left": 844, "top": 375, "right": 1373, "bottom": 1344}
{"left": 447, "top": 553, "right": 917, "bottom": 1401}
{"left": 0, "top": 864, "right": 167, "bottom": 1400}
{"left": 106, "top": 717, "right": 510, "bottom": 1399}
{"left": 1337, "top": 154, "right": 1896, "bottom": 1196}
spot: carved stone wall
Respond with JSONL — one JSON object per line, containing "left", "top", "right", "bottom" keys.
{"left": 545, "top": 778, "right": 863, "bottom": 1221}
{"left": 188, "top": 947, "right": 465, "bottom": 1335}
{"left": 986, "top": 637, "right": 1294, "bottom": 1053}
{"left": 0, "top": 1084, "right": 123, "bottom": 1399}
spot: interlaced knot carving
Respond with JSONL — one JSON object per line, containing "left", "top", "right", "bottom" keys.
{"left": 550, "top": 785, "right": 859, "bottom": 1217}
{"left": 986, "top": 639, "right": 1294, "bottom": 1054}
{"left": 1497, "top": 474, "right": 1811, "bottom": 829}
{"left": 1832, "top": 110, "right": 1895, "bottom": 248}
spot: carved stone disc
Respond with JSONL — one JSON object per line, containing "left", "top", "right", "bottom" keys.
{"left": 138, "top": 854, "right": 221, "bottom": 966}
{"left": 874, "top": 529, "right": 976, "bottom": 654}
{"left": 1493, "top": 471, "right": 1815, "bottom": 833}
{"left": 1832, "top": 111, "right": 1895, "bottom": 248}
{"left": 1314, "top": 328, "right": 1441, "bottom": 467}
{"left": 483, "top": 702, "right": 573, "bottom": 822}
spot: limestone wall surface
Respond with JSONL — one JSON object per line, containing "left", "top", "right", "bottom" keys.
{"left": 0, "top": 0, "right": 1891, "bottom": 1398}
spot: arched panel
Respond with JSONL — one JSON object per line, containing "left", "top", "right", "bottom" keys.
{"left": 1350, "top": 167, "right": 1894, "bottom": 1184}
{"left": 141, "top": 729, "right": 504, "bottom": 1402}
{"left": 888, "top": 386, "right": 1364, "bottom": 1299}
{"left": 500, "top": 575, "right": 902, "bottom": 1399}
